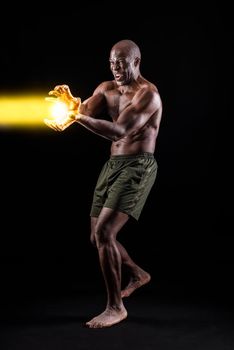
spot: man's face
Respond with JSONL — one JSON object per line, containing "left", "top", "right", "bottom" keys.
{"left": 109, "top": 48, "right": 136, "bottom": 86}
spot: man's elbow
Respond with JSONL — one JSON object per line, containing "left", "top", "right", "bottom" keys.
{"left": 112, "top": 132, "right": 126, "bottom": 142}
{"left": 111, "top": 126, "right": 126, "bottom": 141}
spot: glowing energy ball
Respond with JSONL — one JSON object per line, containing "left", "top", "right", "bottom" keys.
{"left": 50, "top": 101, "right": 68, "bottom": 123}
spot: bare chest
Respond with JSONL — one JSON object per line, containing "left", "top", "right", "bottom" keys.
{"left": 105, "top": 91, "right": 135, "bottom": 120}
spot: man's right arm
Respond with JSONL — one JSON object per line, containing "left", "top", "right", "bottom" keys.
{"left": 44, "top": 82, "right": 110, "bottom": 132}
{"left": 79, "top": 81, "right": 112, "bottom": 117}
{"left": 75, "top": 88, "right": 161, "bottom": 141}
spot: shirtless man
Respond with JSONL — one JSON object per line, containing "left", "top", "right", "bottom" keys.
{"left": 45, "top": 39, "right": 163, "bottom": 328}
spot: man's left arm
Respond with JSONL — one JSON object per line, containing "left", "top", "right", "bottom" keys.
{"left": 75, "top": 89, "right": 161, "bottom": 141}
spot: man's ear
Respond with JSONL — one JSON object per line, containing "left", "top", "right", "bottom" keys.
{"left": 134, "top": 57, "right": 141, "bottom": 67}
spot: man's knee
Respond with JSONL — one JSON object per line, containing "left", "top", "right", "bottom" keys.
{"left": 90, "top": 232, "right": 96, "bottom": 247}
{"left": 90, "top": 217, "right": 98, "bottom": 246}
{"left": 94, "top": 223, "right": 115, "bottom": 248}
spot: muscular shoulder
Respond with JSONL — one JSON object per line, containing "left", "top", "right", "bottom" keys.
{"left": 93, "top": 80, "right": 116, "bottom": 95}
{"left": 141, "top": 78, "right": 159, "bottom": 95}
{"left": 136, "top": 82, "right": 162, "bottom": 109}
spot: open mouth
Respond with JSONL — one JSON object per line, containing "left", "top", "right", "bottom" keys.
{"left": 115, "top": 74, "right": 124, "bottom": 81}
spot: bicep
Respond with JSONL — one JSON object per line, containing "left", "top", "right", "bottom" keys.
{"left": 80, "top": 81, "right": 112, "bottom": 117}
{"left": 116, "top": 91, "right": 160, "bottom": 134}
{"left": 80, "top": 93, "right": 106, "bottom": 117}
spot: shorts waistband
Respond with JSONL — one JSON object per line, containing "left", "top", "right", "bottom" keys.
{"left": 109, "top": 152, "right": 155, "bottom": 161}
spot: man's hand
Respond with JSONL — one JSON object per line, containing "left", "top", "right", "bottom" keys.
{"left": 46, "top": 84, "right": 81, "bottom": 112}
{"left": 44, "top": 115, "right": 75, "bottom": 131}
{"left": 44, "top": 84, "right": 81, "bottom": 131}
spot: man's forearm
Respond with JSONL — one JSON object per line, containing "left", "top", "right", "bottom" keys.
{"left": 76, "top": 113, "right": 124, "bottom": 141}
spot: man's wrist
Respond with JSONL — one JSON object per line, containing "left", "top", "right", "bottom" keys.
{"left": 75, "top": 113, "right": 87, "bottom": 122}
{"left": 68, "top": 111, "right": 80, "bottom": 121}
{"left": 75, "top": 113, "right": 81, "bottom": 121}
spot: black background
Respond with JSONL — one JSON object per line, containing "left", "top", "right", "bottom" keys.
{"left": 0, "top": 2, "right": 233, "bottom": 302}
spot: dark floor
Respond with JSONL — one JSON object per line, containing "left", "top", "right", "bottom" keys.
{"left": 1, "top": 287, "right": 234, "bottom": 350}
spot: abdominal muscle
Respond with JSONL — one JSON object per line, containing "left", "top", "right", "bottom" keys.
{"left": 110, "top": 126, "right": 157, "bottom": 156}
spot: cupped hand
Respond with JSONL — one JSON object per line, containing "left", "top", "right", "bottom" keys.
{"left": 46, "top": 84, "right": 81, "bottom": 112}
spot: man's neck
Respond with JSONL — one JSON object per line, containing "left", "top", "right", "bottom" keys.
{"left": 118, "top": 76, "right": 142, "bottom": 94}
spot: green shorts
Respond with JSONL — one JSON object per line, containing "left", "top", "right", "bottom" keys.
{"left": 90, "top": 152, "right": 158, "bottom": 220}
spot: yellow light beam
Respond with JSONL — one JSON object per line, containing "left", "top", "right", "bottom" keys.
{"left": 0, "top": 95, "right": 53, "bottom": 129}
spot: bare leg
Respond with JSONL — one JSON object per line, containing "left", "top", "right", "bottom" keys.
{"left": 90, "top": 217, "right": 151, "bottom": 300}
{"left": 86, "top": 208, "right": 128, "bottom": 328}
{"left": 117, "top": 241, "right": 151, "bottom": 298}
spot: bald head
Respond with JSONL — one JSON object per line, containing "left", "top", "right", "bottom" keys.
{"left": 111, "top": 40, "right": 141, "bottom": 61}
{"left": 109, "top": 39, "right": 142, "bottom": 85}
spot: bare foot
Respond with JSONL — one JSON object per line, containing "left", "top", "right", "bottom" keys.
{"left": 85, "top": 307, "right": 127, "bottom": 328}
{"left": 121, "top": 270, "right": 151, "bottom": 298}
